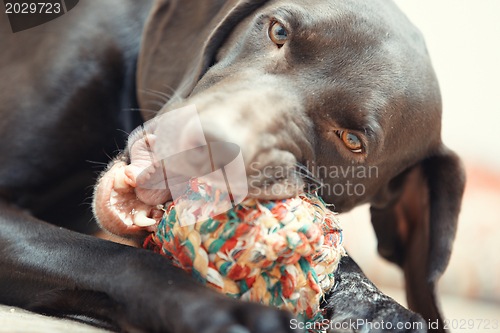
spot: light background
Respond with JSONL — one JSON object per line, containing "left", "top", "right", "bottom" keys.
{"left": 394, "top": 0, "right": 500, "bottom": 168}
{"left": 1, "top": 1, "right": 498, "bottom": 332}
{"left": 340, "top": 1, "right": 500, "bottom": 331}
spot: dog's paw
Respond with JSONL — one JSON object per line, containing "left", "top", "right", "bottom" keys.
{"left": 322, "top": 257, "right": 426, "bottom": 333}
{"left": 323, "top": 277, "right": 426, "bottom": 333}
{"left": 120, "top": 290, "right": 298, "bottom": 333}
{"left": 110, "top": 253, "right": 298, "bottom": 333}
{"left": 176, "top": 297, "right": 297, "bottom": 333}
{"left": 325, "top": 301, "right": 426, "bottom": 333}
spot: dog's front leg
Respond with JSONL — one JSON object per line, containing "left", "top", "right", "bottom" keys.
{"left": 323, "top": 256, "right": 426, "bottom": 333}
{"left": 0, "top": 202, "right": 295, "bottom": 333}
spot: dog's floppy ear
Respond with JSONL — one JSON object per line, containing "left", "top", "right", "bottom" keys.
{"left": 370, "top": 146, "right": 465, "bottom": 332}
{"left": 136, "top": 0, "right": 267, "bottom": 118}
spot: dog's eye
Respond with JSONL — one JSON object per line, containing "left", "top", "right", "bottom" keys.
{"left": 269, "top": 21, "right": 288, "bottom": 46}
{"left": 335, "top": 130, "right": 363, "bottom": 153}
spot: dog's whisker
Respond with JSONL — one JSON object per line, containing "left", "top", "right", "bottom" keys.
{"left": 295, "top": 163, "right": 315, "bottom": 177}
{"left": 162, "top": 84, "right": 184, "bottom": 104}
{"left": 294, "top": 163, "right": 322, "bottom": 183}
{"left": 294, "top": 162, "right": 316, "bottom": 177}
{"left": 146, "top": 100, "right": 167, "bottom": 109}
{"left": 79, "top": 199, "right": 93, "bottom": 207}
{"left": 116, "top": 129, "right": 131, "bottom": 137}
{"left": 291, "top": 169, "right": 323, "bottom": 186}
{"left": 292, "top": 173, "right": 322, "bottom": 187}
{"left": 123, "top": 108, "right": 161, "bottom": 115}
{"left": 139, "top": 89, "right": 171, "bottom": 103}
{"left": 162, "top": 84, "right": 180, "bottom": 97}
{"left": 140, "top": 90, "right": 170, "bottom": 102}
{"left": 86, "top": 160, "right": 109, "bottom": 166}
{"left": 146, "top": 88, "right": 174, "bottom": 99}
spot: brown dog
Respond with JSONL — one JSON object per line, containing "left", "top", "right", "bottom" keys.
{"left": 0, "top": 0, "right": 464, "bottom": 332}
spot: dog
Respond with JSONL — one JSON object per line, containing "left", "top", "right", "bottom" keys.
{"left": 0, "top": 0, "right": 465, "bottom": 332}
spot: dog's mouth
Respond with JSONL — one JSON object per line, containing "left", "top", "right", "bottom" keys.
{"left": 93, "top": 126, "right": 175, "bottom": 237}
{"left": 92, "top": 161, "right": 171, "bottom": 237}
{"left": 93, "top": 114, "right": 309, "bottom": 238}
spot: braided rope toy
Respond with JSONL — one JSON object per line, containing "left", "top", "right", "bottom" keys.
{"left": 144, "top": 178, "right": 345, "bottom": 325}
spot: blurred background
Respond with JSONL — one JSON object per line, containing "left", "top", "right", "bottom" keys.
{"left": 341, "top": 1, "right": 500, "bottom": 330}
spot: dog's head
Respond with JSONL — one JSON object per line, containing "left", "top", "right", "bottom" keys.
{"left": 95, "top": 0, "right": 465, "bottom": 328}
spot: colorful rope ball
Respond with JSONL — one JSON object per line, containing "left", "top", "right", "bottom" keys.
{"left": 144, "top": 178, "right": 346, "bottom": 325}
